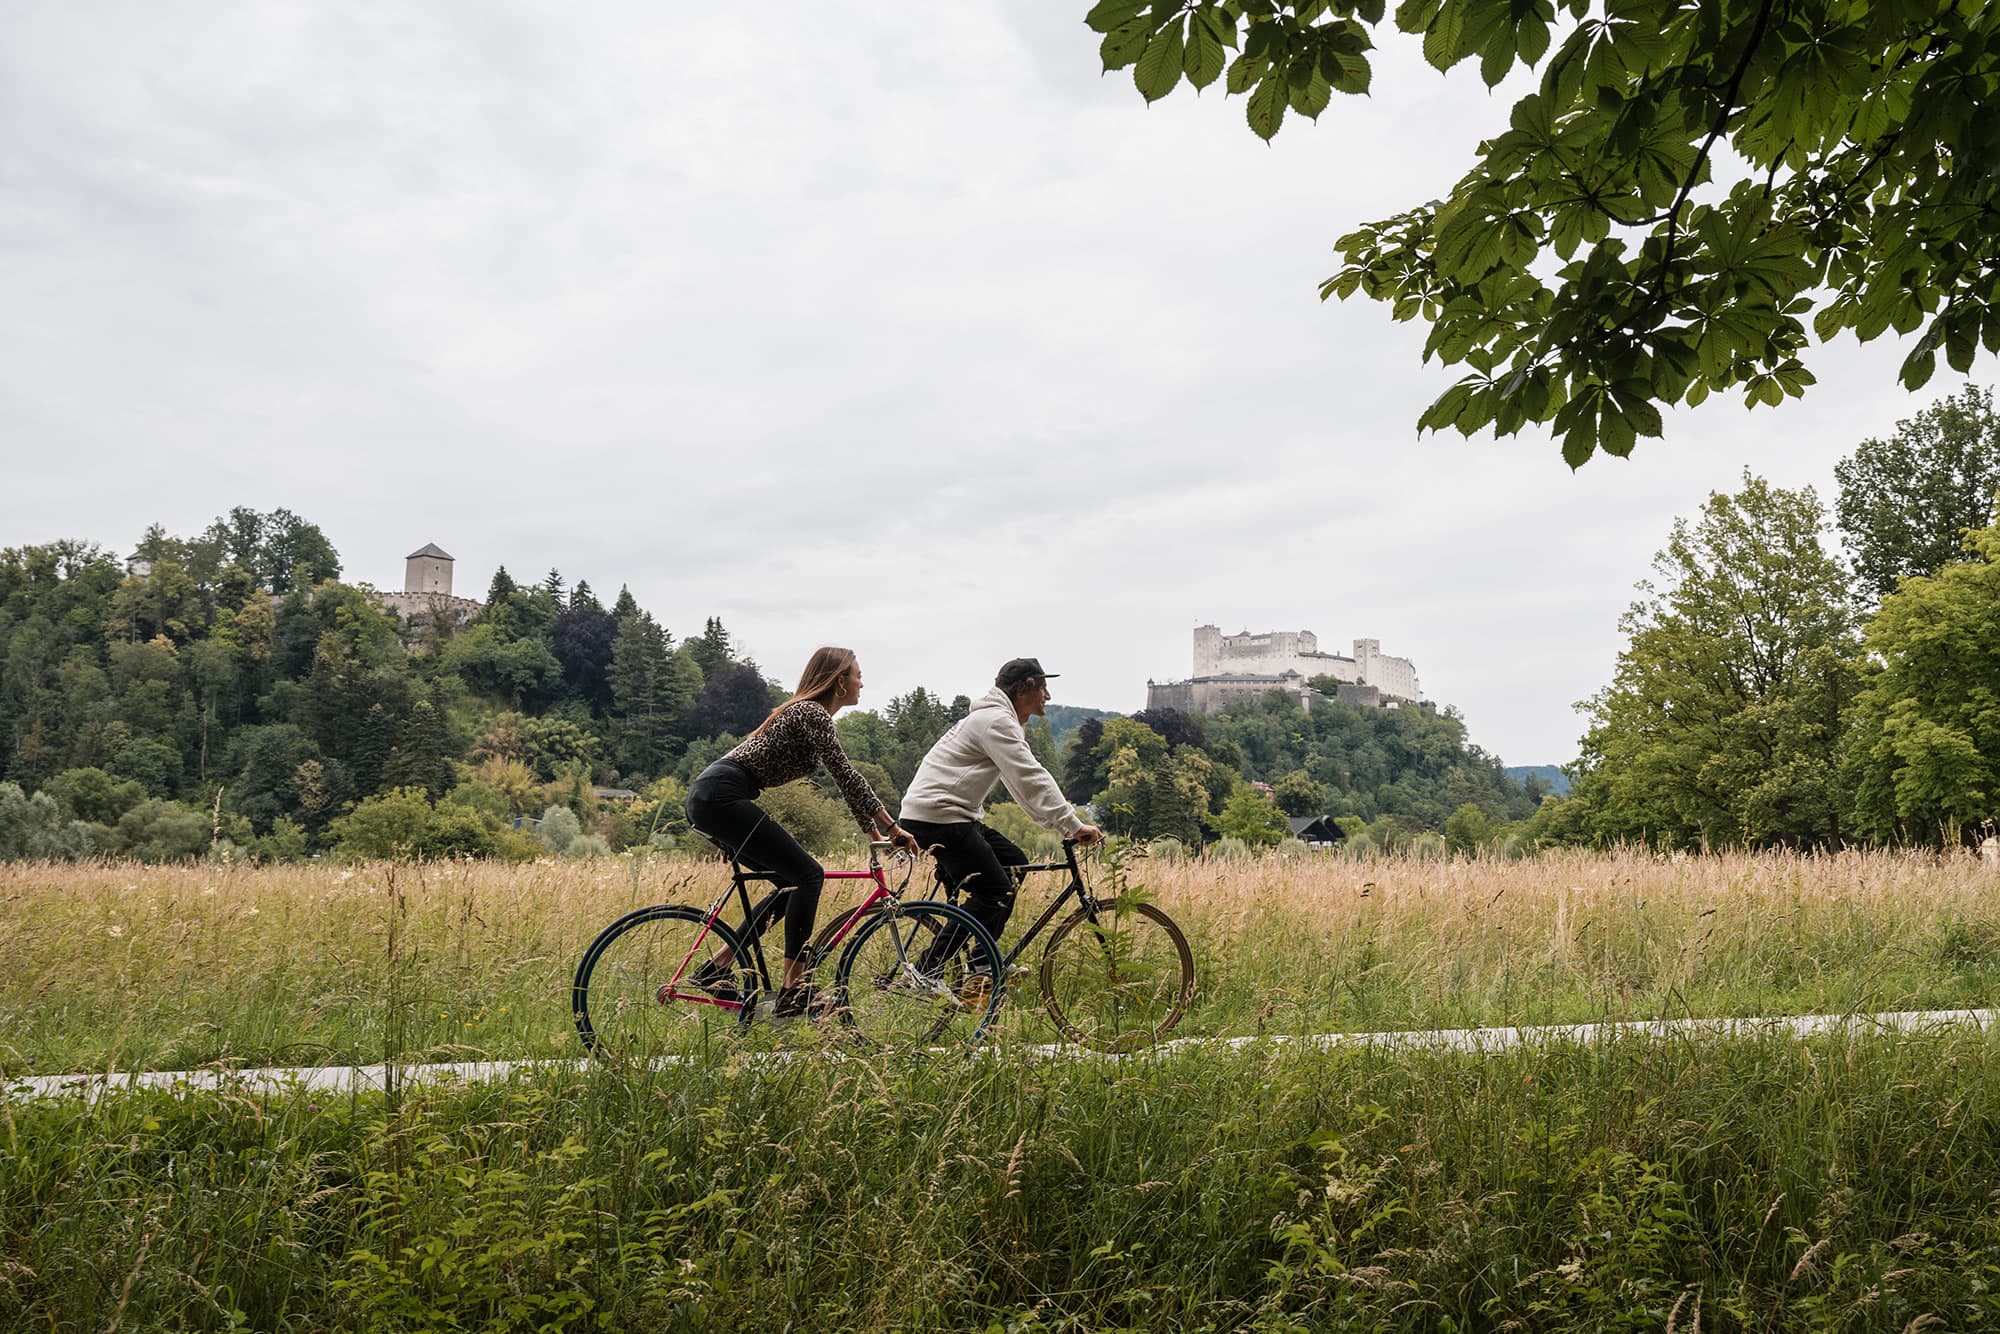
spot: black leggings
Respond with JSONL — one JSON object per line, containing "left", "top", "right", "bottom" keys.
{"left": 686, "top": 760, "right": 824, "bottom": 964}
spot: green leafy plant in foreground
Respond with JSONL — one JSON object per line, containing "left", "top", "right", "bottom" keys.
{"left": 7, "top": 1032, "right": 2000, "bottom": 1329}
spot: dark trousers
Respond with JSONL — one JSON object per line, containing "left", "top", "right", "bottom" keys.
{"left": 902, "top": 818, "right": 1027, "bottom": 970}
{"left": 686, "top": 760, "right": 823, "bottom": 964}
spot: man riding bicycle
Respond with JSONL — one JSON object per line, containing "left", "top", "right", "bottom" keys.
{"left": 899, "top": 658, "right": 1104, "bottom": 961}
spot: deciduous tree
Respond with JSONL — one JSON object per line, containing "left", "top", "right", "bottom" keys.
{"left": 1087, "top": 0, "right": 2000, "bottom": 465}
{"left": 1834, "top": 384, "right": 2000, "bottom": 602}
{"left": 1843, "top": 517, "right": 2000, "bottom": 844}
{"left": 1573, "top": 472, "right": 1859, "bottom": 847}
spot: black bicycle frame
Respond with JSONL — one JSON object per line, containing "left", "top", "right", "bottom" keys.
{"left": 935, "top": 838, "right": 1101, "bottom": 972}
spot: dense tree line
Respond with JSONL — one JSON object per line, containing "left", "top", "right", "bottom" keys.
{"left": 0, "top": 504, "right": 1556, "bottom": 862}
{"left": 1051, "top": 696, "right": 1541, "bottom": 856}
{"left": 1552, "top": 386, "right": 2000, "bottom": 851}
{"left": 0, "top": 510, "right": 983, "bottom": 862}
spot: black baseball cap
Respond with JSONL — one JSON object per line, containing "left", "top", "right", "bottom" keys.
{"left": 995, "top": 658, "right": 1058, "bottom": 690}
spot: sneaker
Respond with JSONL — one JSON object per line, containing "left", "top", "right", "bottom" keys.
{"left": 880, "top": 965, "right": 956, "bottom": 1003}
{"left": 769, "top": 986, "right": 812, "bottom": 1028}
{"left": 690, "top": 957, "right": 740, "bottom": 1006}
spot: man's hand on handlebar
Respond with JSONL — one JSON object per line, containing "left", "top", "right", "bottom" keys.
{"left": 1071, "top": 824, "right": 1105, "bottom": 846}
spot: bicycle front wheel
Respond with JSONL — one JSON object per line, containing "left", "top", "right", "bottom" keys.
{"left": 828, "top": 901, "right": 1002, "bottom": 1050}
{"left": 572, "top": 905, "right": 753, "bottom": 1064}
{"left": 1039, "top": 899, "right": 1194, "bottom": 1053}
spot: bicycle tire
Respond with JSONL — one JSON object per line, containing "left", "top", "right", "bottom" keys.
{"left": 573, "top": 905, "right": 755, "bottom": 1063}
{"left": 826, "top": 901, "right": 1003, "bottom": 1050}
{"left": 1038, "top": 899, "right": 1194, "bottom": 1053}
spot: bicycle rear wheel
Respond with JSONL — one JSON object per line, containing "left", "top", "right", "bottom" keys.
{"left": 573, "top": 905, "right": 754, "bottom": 1064}
{"left": 827, "top": 901, "right": 1002, "bottom": 1050}
{"left": 1039, "top": 899, "right": 1194, "bottom": 1053}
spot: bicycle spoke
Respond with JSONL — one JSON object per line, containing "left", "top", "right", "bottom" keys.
{"left": 1039, "top": 900, "right": 1193, "bottom": 1053}
{"left": 574, "top": 907, "right": 752, "bottom": 1065}
{"left": 832, "top": 904, "right": 1000, "bottom": 1050}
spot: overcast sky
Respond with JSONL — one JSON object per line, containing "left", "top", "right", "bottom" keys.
{"left": 2, "top": 4, "right": 1989, "bottom": 766}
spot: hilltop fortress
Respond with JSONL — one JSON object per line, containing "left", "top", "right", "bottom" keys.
{"left": 1147, "top": 625, "right": 1424, "bottom": 715}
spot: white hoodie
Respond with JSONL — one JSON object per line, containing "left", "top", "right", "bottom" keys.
{"left": 899, "top": 686, "right": 1084, "bottom": 834}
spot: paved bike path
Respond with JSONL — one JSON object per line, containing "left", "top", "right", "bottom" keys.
{"left": 10, "top": 1006, "right": 1994, "bottom": 1104}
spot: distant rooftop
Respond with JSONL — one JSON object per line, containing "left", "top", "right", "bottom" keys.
{"left": 407, "top": 543, "right": 453, "bottom": 561}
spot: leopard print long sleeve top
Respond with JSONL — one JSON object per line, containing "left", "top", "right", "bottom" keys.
{"left": 724, "top": 700, "right": 885, "bottom": 835}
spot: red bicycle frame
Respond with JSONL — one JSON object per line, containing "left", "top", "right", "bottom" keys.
{"left": 658, "top": 843, "right": 908, "bottom": 1013}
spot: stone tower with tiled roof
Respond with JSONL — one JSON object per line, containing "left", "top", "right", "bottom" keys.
{"left": 405, "top": 543, "right": 454, "bottom": 596}
{"left": 379, "top": 543, "right": 482, "bottom": 636}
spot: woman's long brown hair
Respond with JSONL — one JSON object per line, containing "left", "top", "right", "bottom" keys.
{"left": 751, "top": 646, "right": 857, "bottom": 735}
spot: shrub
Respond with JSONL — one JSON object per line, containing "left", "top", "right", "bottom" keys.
{"left": 327, "top": 789, "right": 434, "bottom": 858}
{"left": 115, "top": 799, "right": 213, "bottom": 862}
{"left": 1213, "top": 783, "right": 1289, "bottom": 846}
{"left": 1444, "top": 801, "right": 1497, "bottom": 855}
{"left": 440, "top": 781, "right": 512, "bottom": 826}
{"left": 251, "top": 815, "right": 310, "bottom": 863}
{"left": 1207, "top": 836, "right": 1251, "bottom": 863}
{"left": 0, "top": 782, "right": 96, "bottom": 859}
{"left": 537, "top": 805, "right": 583, "bottom": 855}
{"left": 45, "top": 767, "right": 147, "bottom": 826}
{"left": 326, "top": 788, "right": 539, "bottom": 862}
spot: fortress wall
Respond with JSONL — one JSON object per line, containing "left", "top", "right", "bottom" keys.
{"left": 1187, "top": 624, "right": 1423, "bottom": 703}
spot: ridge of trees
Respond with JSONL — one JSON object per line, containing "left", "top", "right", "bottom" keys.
{"left": 0, "top": 506, "right": 1550, "bottom": 861}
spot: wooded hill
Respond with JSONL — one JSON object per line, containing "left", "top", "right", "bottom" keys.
{"left": 0, "top": 508, "right": 1537, "bottom": 861}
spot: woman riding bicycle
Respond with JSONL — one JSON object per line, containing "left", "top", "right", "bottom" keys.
{"left": 685, "top": 646, "right": 918, "bottom": 1021}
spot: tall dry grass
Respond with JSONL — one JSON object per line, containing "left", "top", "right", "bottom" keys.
{"left": 2, "top": 845, "right": 1996, "bottom": 1073}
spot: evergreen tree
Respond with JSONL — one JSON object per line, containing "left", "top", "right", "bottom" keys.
{"left": 383, "top": 691, "right": 453, "bottom": 799}
{"left": 687, "top": 616, "right": 734, "bottom": 678}
{"left": 486, "top": 566, "right": 519, "bottom": 605}
{"left": 1061, "top": 717, "right": 1105, "bottom": 802}
{"left": 608, "top": 610, "right": 699, "bottom": 778}
{"left": 349, "top": 701, "right": 396, "bottom": 796}
{"left": 550, "top": 598, "right": 619, "bottom": 716}
{"left": 1147, "top": 748, "right": 1212, "bottom": 846}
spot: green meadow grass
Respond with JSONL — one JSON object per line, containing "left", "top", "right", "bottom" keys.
{"left": 3, "top": 847, "right": 1997, "bottom": 1075}
{"left": 6, "top": 1030, "right": 2000, "bottom": 1330}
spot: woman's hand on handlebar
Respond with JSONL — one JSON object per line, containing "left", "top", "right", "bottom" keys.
{"left": 888, "top": 824, "right": 923, "bottom": 856}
